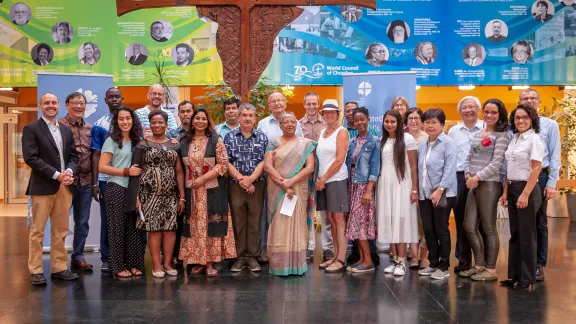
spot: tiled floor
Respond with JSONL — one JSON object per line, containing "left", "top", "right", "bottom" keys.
{"left": 0, "top": 215, "right": 575, "bottom": 323}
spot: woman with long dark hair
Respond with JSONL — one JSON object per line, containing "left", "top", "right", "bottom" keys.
{"left": 178, "top": 108, "right": 236, "bottom": 276}
{"left": 500, "top": 104, "right": 544, "bottom": 290}
{"left": 98, "top": 106, "right": 145, "bottom": 278}
{"left": 461, "top": 99, "right": 510, "bottom": 281}
{"left": 377, "top": 110, "right": 419, "bottom": 277}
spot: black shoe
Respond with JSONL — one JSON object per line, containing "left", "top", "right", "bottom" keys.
{"left": 51, "top": 270, "right": 79, "bottom": 281}
{"left": 512, "top": 283, "right": 531, "bottom": 290}
{"left": 499, "top": 279, "right": 517, "bottom": 287}
{"left": 454, "top": 264, "right": 470, "bottom": 273}
{"left": 31, "top": 273, "right": 47, "bottom": 286}
{"left": 323, "top": 249, "right": 334, "bottom": 261}
{"left": 536, "top": 266, "right": 545, "bottom": 282}
{"left": 306, "top": 250, "right": 314, "bottom": 261}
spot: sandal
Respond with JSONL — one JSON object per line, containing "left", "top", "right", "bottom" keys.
{"left": 319, "top": 258, "right": 335, "bottom": 270}
{"left": 131, "top": 268, "right": 143, "bottom": 276}
{"left": 190, "top": 265, "right": 205, "bottom": 275}
{"left": 115, "top": 270, "right": 132, "bottom": 278}
{"left": 206, "top": 265, "right": 218, "bottom": 277}
{"left": 325, "top": 259, "right": 346, "bottom": 273}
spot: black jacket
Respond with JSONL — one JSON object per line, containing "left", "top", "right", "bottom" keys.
{"left": 22, "top": 118, "right": 78, "bottom": 195}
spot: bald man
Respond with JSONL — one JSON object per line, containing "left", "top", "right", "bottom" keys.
{"left": 135, "top": 84, "right": 180, "bottom": 139}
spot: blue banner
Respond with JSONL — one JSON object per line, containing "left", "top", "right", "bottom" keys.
{"left": 343, "top": 72, "right": 417, "bottom": 136}
{"left": 34, "top": 73, "right": 113, "bottom": 249}
{"left": 265, "top": 1, "right": 576, "bottom": 85}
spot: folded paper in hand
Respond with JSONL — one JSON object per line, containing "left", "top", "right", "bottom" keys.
{"left": 280, "top": 194, "right": 298, "bottom": 217}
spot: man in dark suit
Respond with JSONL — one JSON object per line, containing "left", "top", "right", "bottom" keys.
{"left": 487, "top": 20, "right": 506, "bottom": 43}
{"left": 23, "top": 93, "right": 80, "bottom": 285}
{"left": 128, "top": 44, "right": 148, "bottom": 65}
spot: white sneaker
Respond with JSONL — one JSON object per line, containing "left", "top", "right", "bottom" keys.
{"left": 431, "top": 269, "right": 450, "bottom": 280}
{"left": 418, "top": 266, "right": 437, "bottom": 276}
{"left": 393, "top": 263, "right": 406, "bottom": 276}
{"left": 384, "top": 262, "right": 397, "bottom": 274}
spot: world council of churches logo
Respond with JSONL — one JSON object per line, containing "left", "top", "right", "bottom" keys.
{"left": 358, "top": 81, "right": 372, "bottom": 96}
{"left": 76, "top": 88, "right": 98, "bottom": 118}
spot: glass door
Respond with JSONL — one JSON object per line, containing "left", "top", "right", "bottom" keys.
{"left": 5, "top": 107, "right": 37, "bottom": 204}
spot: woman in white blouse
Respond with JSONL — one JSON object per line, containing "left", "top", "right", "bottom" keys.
{"left": 500, "top": 104, "right": 544, "bottom": 290}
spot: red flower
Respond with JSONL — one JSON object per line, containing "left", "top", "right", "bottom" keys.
{"left": 202, "top": 165, "right": 210, "bottom": 174}
{"left": 480, "top": 137, "right": 492, "bottom": 147}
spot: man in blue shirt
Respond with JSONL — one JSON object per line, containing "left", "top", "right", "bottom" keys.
{"left": 215, "top": 97, "right": 240, "bottom": 138}
{"left": 90, "top": 87, "right": 123, "bottom": 273}
{"left": 519, "top": 88, "right": 561, "bottom": 282}
{"left": 224, "top": 103, "right": 268, "bottom": 272}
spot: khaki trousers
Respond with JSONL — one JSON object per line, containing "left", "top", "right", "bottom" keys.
{"left": 28, "top": 184, "right": 73, "bottom": 274}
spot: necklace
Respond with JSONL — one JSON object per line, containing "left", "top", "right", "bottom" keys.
{"left": 191, "top": 136, "right": 207, "bottom": 152}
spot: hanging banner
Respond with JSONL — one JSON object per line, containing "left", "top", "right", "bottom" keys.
{"left": 342, "top": 72, "right": 417, "bottom": 137}
{"left": 1, "top": 1, "right": 575, "bottom": 86}
{"left": 34, "top": 72, "right": 114, "bottom": 250}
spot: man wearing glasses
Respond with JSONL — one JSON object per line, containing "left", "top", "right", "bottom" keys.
{"left": 447, "top": 96, "right": 485, "bottom": 274}
{"left": 135, "top": 84, "right": 180, "bottom": 139}
{"left": 59, "top": 92, "right": 94, "bottom": 272}
{"left": 518, "top": 88, "right": 561, "bottom": 282}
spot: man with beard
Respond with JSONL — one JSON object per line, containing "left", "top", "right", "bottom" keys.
{"left": 215, "top": 97, "right": 241, "bottom": 138}
{"left": 11, "top": 2, "right": 30, "bottom": 25}
{"left": 135, "top": 84, "right": 180, "bottom": 139}
{"left": 91, "top": 87, "right": 124, "bottom": 273}
{"left": 176, "top": 100, "right": 194, "bottom": 140}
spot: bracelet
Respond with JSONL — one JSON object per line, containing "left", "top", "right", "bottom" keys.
{"left": 179, "top": 198, "right": 186, "bottom": 202}
{"left": 411, "top": 190, "right": 418, "bottom": 194}
{"left": 123, "top": 168, "right": 129, "bottom": 177}
{"left": 92, "top": 185, "right": 99, "bottom": 188}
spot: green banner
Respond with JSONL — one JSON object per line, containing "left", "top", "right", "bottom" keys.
{"left": 0, "top": 0, "right": 222, "bottom": 86}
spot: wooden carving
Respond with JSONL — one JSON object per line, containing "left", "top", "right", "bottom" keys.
{"left": 116, "top": 0, "right": 377, "bottom": 100}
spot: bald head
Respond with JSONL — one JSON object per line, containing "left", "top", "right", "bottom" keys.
{"left": 147, "top": 84, "right": 165, "bottom": 110}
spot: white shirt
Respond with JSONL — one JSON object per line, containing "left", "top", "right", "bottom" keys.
{"left": 447, "top": 120, "right": 485, "bottom": 171}
{"left": 317, "top": 127, "right": 348, "bottom": 183}
{"left": 505, "top": 129, "right": 545, "bottom": 181}
{"left": 42, "top": 116, "right": 69, "bottom": 179}
{"left": 257, "top": 114, "right": 303, "bottom": 141}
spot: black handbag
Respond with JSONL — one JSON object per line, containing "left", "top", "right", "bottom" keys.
{"left": 427, "top": 173, "right": 447, "bottom": 208}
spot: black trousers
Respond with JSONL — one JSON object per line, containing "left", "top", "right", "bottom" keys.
{"left": 453, "top": 172, "right": 472, "bottom": 267}
{"left": 536, "top": 168, "right": 549, "bottom": 267}
{"left": 507, "top": 181, "right": 541, "bottom": 285}
{"left": 420, "top": 197, "right": 456, "bottom": 271}
{"left": 173, "top": 212, "right": 184, "bottom": 260}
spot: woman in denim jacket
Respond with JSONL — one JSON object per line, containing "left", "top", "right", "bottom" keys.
{"left": 344, "top": 107, "right": 381, "bottom": 273}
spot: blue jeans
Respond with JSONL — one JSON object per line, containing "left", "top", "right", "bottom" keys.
{"left": 99, "top": 181, "right": 109, "bottom": 263}
{"left": 70, "top": 183, "right": 93, "bottom": 261}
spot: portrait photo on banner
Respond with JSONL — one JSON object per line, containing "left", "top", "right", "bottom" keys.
{"left": 125, "top": 43, "right": 149, "bottom": 66}
{"left": 150, "top": 20, "right": 173, "bottom": 42}
{"left": 31, "top": 43, "right": 54, "bottom": 66}
{"left": 52, "top": 22, "right": 74, "bottom": 45}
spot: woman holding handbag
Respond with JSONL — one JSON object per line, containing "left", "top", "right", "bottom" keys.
{"left": 417, "top": 108, "right": 458, "bottom": 280}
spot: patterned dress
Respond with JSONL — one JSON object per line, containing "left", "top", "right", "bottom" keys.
{"left": 179, "top": 137, "right": 236, "bottom": 264}
{"left": 346, "top": 137, "right": 377, "bottom": 240}
{"left": 135, "top": 141, "right": 179, "bottom": 232}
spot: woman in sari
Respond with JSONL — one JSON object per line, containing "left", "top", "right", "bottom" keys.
{"left": 265, "top": 112, "right": 317, "bottom": 276}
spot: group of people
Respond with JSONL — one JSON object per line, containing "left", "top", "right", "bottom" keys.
{"left": 23, "top": 85, "right": 559, "bottom": 290}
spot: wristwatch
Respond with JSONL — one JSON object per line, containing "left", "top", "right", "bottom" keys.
{"left": 438, "top": 187, "right": 445, "bottom": 192}
{"left": 411, "top": 190, "right": 418, "bottom": 194}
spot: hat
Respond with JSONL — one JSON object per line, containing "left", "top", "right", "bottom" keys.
{"left": 321, "top": 99, "right": 340, "bottom": 111}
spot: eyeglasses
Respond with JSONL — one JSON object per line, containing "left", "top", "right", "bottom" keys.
{"left": 407, "top": 117, "right": 421, "bottom": 121}
{"left": 149, "top": 92, "right": 164, "bottom": 97}
{"left": 483, "top": 111, "right": 499, "bottom": 116}
{"left": 520, "top": 97, "right": 539, "bottom": 102}
{"left": 423, "top": 120, "right": 440, "bottom": 126}
{"left": 69, "top": 101, "right": 86, "bottom": 107}
{"left": 268, "top": 99, "right": 285, "bottom": 105}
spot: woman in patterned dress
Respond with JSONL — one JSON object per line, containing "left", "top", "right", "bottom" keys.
{"left": 345, "top": 107, "right": 380, "bottom": 273}
{"left": 178, "top": 108, "right": 236, "bottom": 276}
{"left": 133, "top": 110, "right": 185, "bottom": 278}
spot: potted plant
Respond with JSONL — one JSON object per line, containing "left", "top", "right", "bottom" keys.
{"left": 546, "top": 92, "right": 576, "bottom": 221}
{"left": 195, "top": 77, "right": 294, "bottom": 124}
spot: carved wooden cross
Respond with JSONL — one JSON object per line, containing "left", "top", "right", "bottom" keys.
{"left": 117, "top": 0, "right": 376, "bottom": 100}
